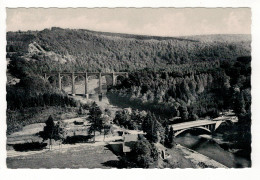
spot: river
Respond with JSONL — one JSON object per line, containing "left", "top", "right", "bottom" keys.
{"left": 174, "top": 132, "right": 251, "bottom": 168}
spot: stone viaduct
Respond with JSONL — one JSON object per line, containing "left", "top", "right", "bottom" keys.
{"left": 43, "top": 72, "right": 128, "bottom": 98}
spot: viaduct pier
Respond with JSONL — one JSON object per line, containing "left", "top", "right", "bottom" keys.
{"left": 43, "top": 72, "right": 128, "bottom": 98}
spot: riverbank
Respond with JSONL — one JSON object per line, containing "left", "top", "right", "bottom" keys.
{"left": 175, "top": 132, "right": 251, "bottom": 168}
{"left": 175, "top": 144, "right": 227, "bottom": 168}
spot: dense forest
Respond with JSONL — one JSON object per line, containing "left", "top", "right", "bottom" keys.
{"left": 111, "top": 57, "right": 251, "bottom": 121}
{"left": 7, "top": 27, "right": 250, "bottom": 73}
{"left": 6, "top": 28, "right": 251, "bottom": 139}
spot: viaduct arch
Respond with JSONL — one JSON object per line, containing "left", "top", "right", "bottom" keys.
{"left": 43, "top": 72, "right": 128, "bottom": 98}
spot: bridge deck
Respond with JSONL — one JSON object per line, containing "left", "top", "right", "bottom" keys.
{"left": 44, "top": 72, "right": 128, "bottom": 76}
{"left": 171, "top": 120, "right": 217, "bottom": 131}
{"left": 213, "top": 116, "right": 238, "bottom": 122}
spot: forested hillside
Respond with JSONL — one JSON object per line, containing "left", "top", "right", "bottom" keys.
{"left": 110, "top": 57, "right": 251, "bottom": 120}
{"left": 6, "top": 28, "right": 251, "bottom": 137}
{"left": 108, "top": 56, "right": 251, "bottom": 154}
{"left": 7, "top": 27, "right": 251, "bottom": 74}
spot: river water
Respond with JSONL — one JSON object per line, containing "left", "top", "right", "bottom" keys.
{"left": 174, "top": 132, "right": 251, "bottom": 168}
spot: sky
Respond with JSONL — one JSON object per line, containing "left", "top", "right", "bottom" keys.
{"left": 6, "top": 8, "right": 251, "bottom": 36}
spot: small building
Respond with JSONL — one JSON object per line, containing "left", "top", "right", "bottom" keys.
{"left": 109, "top": 131, "right": 143, "bottom": 154}
{"left": 123, "top": 134, "right": 138, "bottom": 153}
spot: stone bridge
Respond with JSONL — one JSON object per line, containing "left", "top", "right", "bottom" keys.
{"left": 171, "top": 119, "right": 234, "bottom": 137}
{"left": 43, "top": 72, "right": 128, "bottom": 98}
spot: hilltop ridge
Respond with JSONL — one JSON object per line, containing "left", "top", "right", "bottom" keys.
{"left": 7, "top": 27, "right": 251, "bottom": 73}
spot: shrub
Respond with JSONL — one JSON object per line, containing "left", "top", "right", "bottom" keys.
{"left": 129, "top": 139, "right": 159, "bottom": 168}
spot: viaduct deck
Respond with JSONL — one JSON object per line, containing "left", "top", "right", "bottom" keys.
{"left": 43, "top": 71, "right": 128, "bottom": 98}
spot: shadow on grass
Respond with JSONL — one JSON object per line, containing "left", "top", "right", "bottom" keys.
{"left": 102, "top": 160, "right": 124, "bottom": 168}
{"left": 63, "top": 135, "right": 94, "bottom": 144}
{"left": 102, "top": 145, "right": 137, "bottom": 168}
{"left": 12, "top": 142, "right": 47, "bottom": 152}
{"left": 101, "top": 145, "right": 125, "bottom": 168}
{"left": 104, "top": 144, "right": 123, "bottom": 156}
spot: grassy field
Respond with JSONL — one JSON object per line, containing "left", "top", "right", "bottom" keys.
{"left": 7, "top": 144, "right": 119, "bottom": 169}
{"left": 7, "top": 143, "right": 199, "bottom": 168}
{"left": 7, "top": 106, "right": 83, "bottom": 135}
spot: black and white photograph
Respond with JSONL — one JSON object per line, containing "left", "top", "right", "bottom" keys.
{"left": 2, "top": 5, "right": 257, "bottom": 170}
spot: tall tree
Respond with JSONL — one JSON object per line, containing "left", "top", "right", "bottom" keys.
{"left": 142, "top": 112, "right": 164, "bottom": 143}
{"left": 87, "top": 102, "right": 103, "bottom": 143}
{"left": 101, "top": 114, "right": 111, "bottom": 141}
{"left": 55, "top": 120, "right": 66, "bottom": 149}
{"left": 39, "top": 115, "right": 60, "bottom": 149}
{"left": 168, "top": 127, "right": 175, "bottom": 148}
{"left": 180, "top": 105, "right": 189, "bottom": 122}
{"left": 164, "top": 126, "right": 169, "bottom": 147}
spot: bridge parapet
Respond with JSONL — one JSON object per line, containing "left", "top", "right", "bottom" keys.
{"left": 172, "top": 120, "right": 217, "bottom": 131}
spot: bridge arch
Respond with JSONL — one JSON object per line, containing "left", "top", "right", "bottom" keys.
{"left": 73, "top": 75, "right": 88, "bottom": 95}
{"left": 44, "top": 74, "right": 59, "bottom": 87}
{"left": 43, "top": 72, "right": 128, "bottom": 98}
{"left": 214, "top": 121, "right": 224, "bottom": 131}
{"left": 115, "top": 74, "right": 126, "bottom": 85}
{"left": 174, "top": 126, "right": 212, "bottom": 137}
